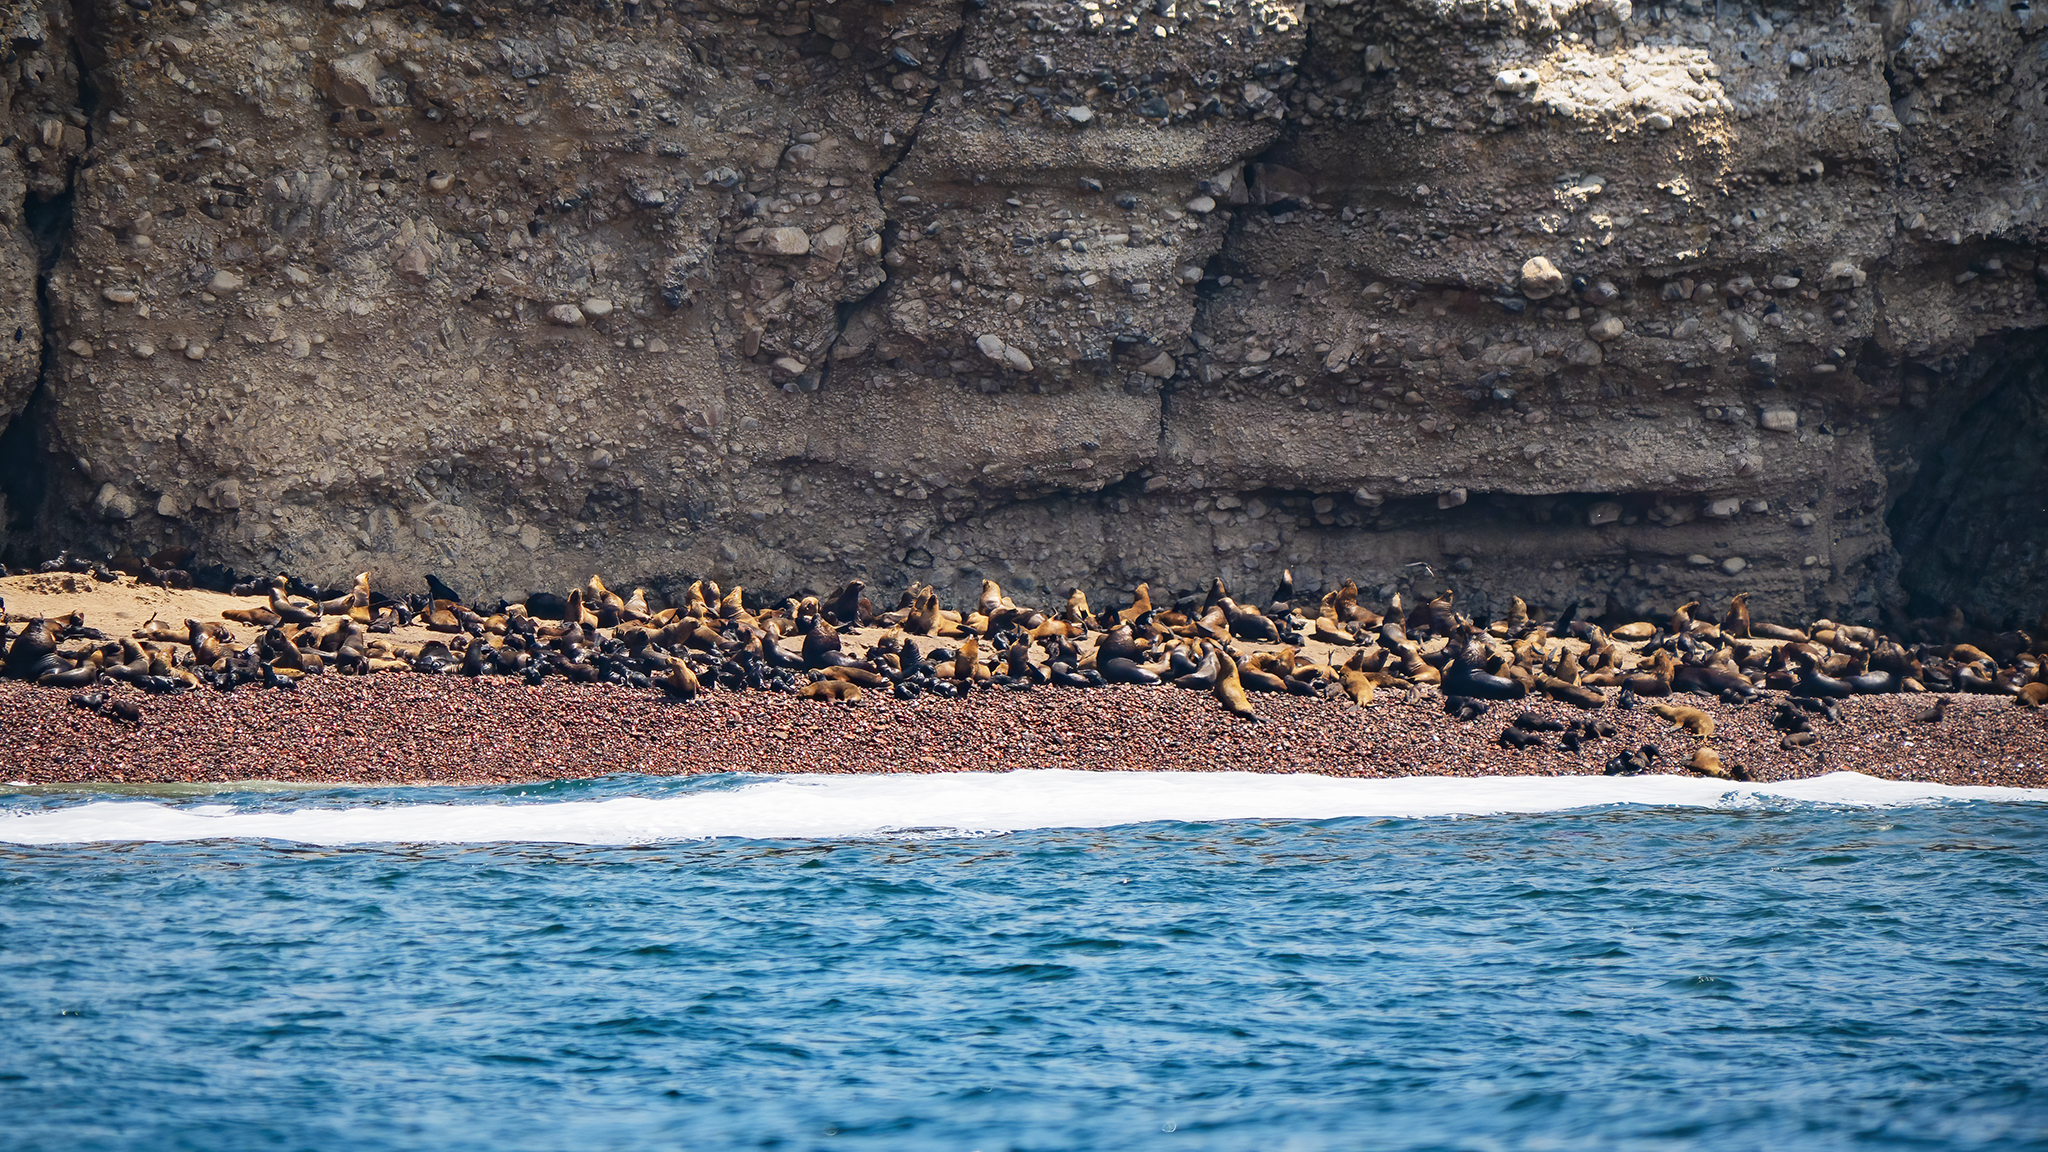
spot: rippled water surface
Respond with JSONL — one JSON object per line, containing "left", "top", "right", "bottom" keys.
{"left": 3, "top": 772, "right": 2046, "bottom": 1151}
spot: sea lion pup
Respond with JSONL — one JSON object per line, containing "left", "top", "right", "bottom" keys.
{"left": 1444, "top": 695, "right": 1488, "bottom": 722}
{"left": 1213, "top": 648, "right": 1258, "bottom": 720}
{"left": 1498, "top": 726, "right": 1547, "bottom": 750}
{"left": 1604, "top": 744, "right": 1661, "bottom": 776}
{"left": 1913, "top": 695, "right": 1949, "bottom": 723}
{"left": 1651, "top": 702, "right": 1715, "bottom": 738}
{"left": 822, "top": 580, "right": 866, "bottom": 627}
{"left": 1780, "top": 730, "right": 1820, "bottom": 749}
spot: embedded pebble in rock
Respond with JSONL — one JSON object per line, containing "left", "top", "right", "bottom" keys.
{"left": 1761, "top": 407, "right": 1800, "bottom": 432}
{"left": 1520, "top": 256, "right": 1566, "bottom": 299}
{"left": 736, "top": 226, "right": 811, "bottom": 257}
{"left": 1587, "top": 316, "right": 1625, "bottom": 342}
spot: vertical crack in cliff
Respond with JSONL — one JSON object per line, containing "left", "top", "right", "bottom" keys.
{"left": 0, "top": 6, "right": 95, "bottom": 555}
{"left": 819, "top": 3, "right": 975, "bottom": 389}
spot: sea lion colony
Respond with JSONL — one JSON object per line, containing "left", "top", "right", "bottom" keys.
{"left": 3, "top": 550, "right": 2045, "bottom": 779}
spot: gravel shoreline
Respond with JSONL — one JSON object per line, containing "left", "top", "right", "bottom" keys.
{"left": 3, "top": 677, "right": 2043, "bottom": 790}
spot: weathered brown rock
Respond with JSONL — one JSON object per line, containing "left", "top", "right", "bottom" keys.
{"left": 0, "top": 0, "right": 2037, "bottom": 627}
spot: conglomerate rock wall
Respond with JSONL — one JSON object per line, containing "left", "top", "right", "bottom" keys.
{"left": 0, "top": 0, "right": 2042, "bottom": 624}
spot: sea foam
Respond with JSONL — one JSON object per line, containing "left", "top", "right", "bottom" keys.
{"left": 3, "top": 770, "right": 2044, "bottom": 846}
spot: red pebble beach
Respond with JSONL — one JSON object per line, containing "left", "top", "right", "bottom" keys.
{"left": 2, "top": 677, "right": 2044, "bottom": 789}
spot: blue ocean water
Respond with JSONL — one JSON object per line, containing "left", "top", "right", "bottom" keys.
{"left": 2, "top": 771, "right": 2045, "bottom": 1152}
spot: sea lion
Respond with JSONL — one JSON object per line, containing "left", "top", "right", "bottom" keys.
{"left": 266, "top": 588, "right": 321, "bottom": 626}
{"left": 1511, "top": 712, "right": 1567, "bottom": 733}
{"left": 1720, "top": 592, "right": 1752, "bottom": 639}
{"left": 1269, "top": 569, "right": 1295, "bottom": 617}
{"left": 799, "top": 678, "right": 862, "bottom": 702}
{"left": 823, "top": 665, "right": 889, "bottom": 689}
{"left": 1443, "top": 695, "right": 1488, "bottom": 722}
{"left": 822, "top": 580, "right": 866, "bottom": 627}
{"left": 1498, "top": 726, "right": 1547, "bottom": 750}
{"left": 2018, "top": 682, "right": 2048, "bottom": 708}
{"left": 1442, "top": 649, "right": 1526, "bottom": 700}
{"left": 1603, "top": 744, "right": 1660, "bottom": 775}
{"left": 1101, "top": 656, "right": 1161, "bottom": 685}
{"left": 1651, "top": 702, "right": 1715, "bottom": 738}
{"left": 1913, "top": 696, "right": 1949, "bottom": 723}
{"left": 1174, "top": 645, "right": 1222, "bottom": 690}
{"left": 1686, "top": 747, "right": 1748, "bottom": 781}
{"left": 1537, "top": 673, "right": 1606, "bottom": 709}
{"left": 1780, "top": 731, "right": 1819, "bottom": 749}
{"left": 1337, "top": 668, "right": 1376, "bottom": 706}
{"left": 1213, "top": 650, "right": 1257, "bottom": 719}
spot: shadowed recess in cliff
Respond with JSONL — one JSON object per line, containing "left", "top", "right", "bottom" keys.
{"left": 1885, "top": 329, "right": 2048, "bottom": 628}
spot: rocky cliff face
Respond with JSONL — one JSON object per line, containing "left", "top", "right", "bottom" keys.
{"left": 0, "top": 0, "right": 2042, "bottom": 624}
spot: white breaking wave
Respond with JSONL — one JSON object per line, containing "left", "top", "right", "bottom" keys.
{"left": 1, "top": 771, "right": 2043, "bottom": 847}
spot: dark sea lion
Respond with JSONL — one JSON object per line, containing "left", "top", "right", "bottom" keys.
{"left": 1443, "top": 694, "right": 1488, "bottom": 722}
{"left": 1269, "top": 569, "right": 1294, "bottom": 616}
{"left": 1101, "top": 656, "right": 1161, "bottom": 685}
{"left": 1174, "top": 645, "right": 1222, "bottom": 690}
{"left": 822, "top": 580, "right": 866, "bottom": 627}
{"left": 1498, "top": 726, "right": 1546, "bottom": 750}
{"left": 1442, "top": 654, "right": 1526, "bottom": 701}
